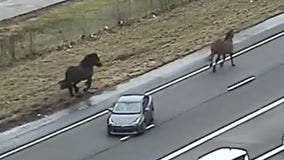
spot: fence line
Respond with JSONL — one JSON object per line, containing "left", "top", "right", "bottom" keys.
{"left": 0, "top": 0, "right": 191, "bottom": 67}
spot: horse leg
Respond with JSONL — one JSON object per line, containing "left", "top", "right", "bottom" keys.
{"left": 73, "top": 82, "right": 84, "bottom": 98}
{"left": 229, "top": 53, "right": 235, "bottom": 66}
{"left": 68, "top": 85, "right": 74, "bottom": 97}
{"left": 213, "top": 55, "right": 220, "bottom": 73}
{"left": 220, "top": 54, "right": 226, "bottom": 68}
{"left": 208, "top": 53, "right": 213, "bottom": 61}
{"left": 73, "top": 82, "right": 80, "bottom": 94}
{"left": 64, "top": 81, "right": 75, "bottom": 97}
{"left": 209, "top": 53, "right": 215, "bottom": 68}
{"left": 83, "top": 78, "right": 92, "bottom": 93}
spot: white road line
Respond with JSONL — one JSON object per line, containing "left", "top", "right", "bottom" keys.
{"left": 254, "top": 145, "right": 284, "bottom": 160}
{"left": 146, "top": 124, "right": 155, "bottom": 130}
{"left": 195, "top": 145, "right": 284, "bottom": 160}
{"left": 145, "top": 66, "right": 209, "bottom": 95}
{"left": 0, "top": 109, "right": 110, "bottom": 159}
{"left": 227, "top": 76, "right": 256, "bottom": 91}
{"left": 120, "top": 136, "right": 130, "bottom": 141}
{"left": 119, "top": 124, "right": 155, "bottom": 142}
{"left": 145, "top": 30, "right": 284, "bottom": 96}
{"left": 158, "top": 97, "right": 284, "bottom": 160}
{"left": 1, "top": 31, "right": 284, "bottom": 159}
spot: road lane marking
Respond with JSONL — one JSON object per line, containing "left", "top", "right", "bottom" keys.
{"left": 146, "top": 124, "right": 156, "bottom": 130}
{"left": 1, "top": 30, "right": 284, "bottom": 159}
{"left": 0, "top": 109, "right": 109, "bottom": 159}
{"left": 120, "top": 136, "right": 130, "bottom": 141}
{"left": 227, "top": 76, "right": 256, "bottom": 91}
{"left": 120, "top": 124, "right": 155, "bottom": 142}
{"left": 145, "top": 30, "right": 284, "bottom": 95}
{"left": 145, "top": 65, "right": 209, "bottom": 95}
{"left": 254, "top": 145, "right": 284, "bottom": 160}
{"left": 157, "top": 97, "right": 284, "bottom": 160}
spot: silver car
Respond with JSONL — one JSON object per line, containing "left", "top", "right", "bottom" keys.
{"left": 107, "top": 94, "right": 154, "bottom": 136}
{"left": 198, "top": 147, "right": 250, "bottom": 160}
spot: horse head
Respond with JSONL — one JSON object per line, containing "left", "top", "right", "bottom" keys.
{"left": 224, "top": 29, "right": 234, "bottom": 41}
{"left": 79, "top": 53, "right": 102, "bottom": 69}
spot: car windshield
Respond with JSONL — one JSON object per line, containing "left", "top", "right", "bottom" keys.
{"left": 113, "top": 101, "right": 141, "bottom": 114}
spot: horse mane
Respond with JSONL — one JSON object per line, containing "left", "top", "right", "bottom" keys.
{"left": 224, "top": 29, "right": 234, "bottom": 41}
{"left": 79, "top": 53, "right": 97, "bottom": 68}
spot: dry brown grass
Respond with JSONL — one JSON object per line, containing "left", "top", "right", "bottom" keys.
{"left": 0, "top": 0, "right": 283, "bottom": 132}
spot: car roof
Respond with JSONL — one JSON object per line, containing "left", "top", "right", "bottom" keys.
{"left": 198, "top": 147, "right": 248, "bottom": 160}
{"left": 117, "top": 94, "right": 144, "bottom": 102}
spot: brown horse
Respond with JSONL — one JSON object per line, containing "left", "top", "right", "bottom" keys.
{"left": 58, "top": 53, "right": 102, "bottom": 97}
{"left": 209, "top": 29, "right": 235, "bottom": 72}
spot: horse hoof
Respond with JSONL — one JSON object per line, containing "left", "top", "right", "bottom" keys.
{"left": 76, "top": 94, "right": 83, "bottom": 98}
{"left": 232, "top": 64, "right": 236, "bottom": 67}
{"left": 88, "top": 91, "right": 95, "bottom": 94}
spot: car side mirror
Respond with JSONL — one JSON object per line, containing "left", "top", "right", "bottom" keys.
{"left": 107, "top": 107, "right": 113, "bottom": 112}
{"left": 144, "top": 107, "right": 150, "bottom": 112}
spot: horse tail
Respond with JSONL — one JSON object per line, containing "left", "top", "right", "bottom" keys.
{"left": 61, "top": 66, "right": 76, "bottom": 89}
{"left": 58, "top": 79, "right": 68, "bottom": 89}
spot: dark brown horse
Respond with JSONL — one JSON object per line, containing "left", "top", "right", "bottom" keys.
{"left": 209, "top": 29, "right": 235, "bottom": 72}
{"left": 58, "top": 53, "right": 102, "bottom": 97}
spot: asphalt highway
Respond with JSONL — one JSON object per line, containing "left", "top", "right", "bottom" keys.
{"left": 0, "top": 0, "right": 66, "bottom": 21}
{"left": 173, "top": 101, "right": 284, "bottom": 160}
{"left": 266, "top": 152, "right": 284, "bottom": 160}
{"left": 2, "top": 31, "right": 284, "bottom": 160}
{"left": 76, "top": 62, "right": 284, "bottom": 160}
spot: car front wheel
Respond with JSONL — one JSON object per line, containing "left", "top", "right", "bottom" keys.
{"left": 138, "top": 122, "right": 146, "bottom": 134}
{"left": 107, "top": 128, "right": 113, "bottom": 137}
{"left": 150, "top": 116, "right": 154, "bottom": 123}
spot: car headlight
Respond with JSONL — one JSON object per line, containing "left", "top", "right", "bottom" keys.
{"left": 132, "top": 117, "right": 142, "bottom": 125}
{"left": 108, "top": 117, "right": 115, "bottom": 125}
